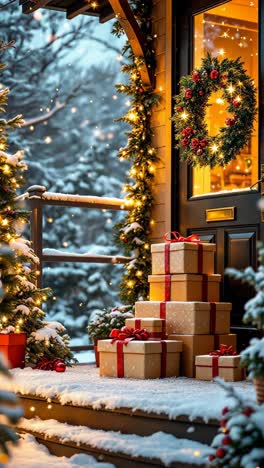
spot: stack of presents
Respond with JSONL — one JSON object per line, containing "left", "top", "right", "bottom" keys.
{"left": 98, "top": 233, "right": 244, "bottom": 382}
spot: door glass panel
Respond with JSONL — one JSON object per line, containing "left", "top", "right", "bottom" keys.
{"left": 192, "top": 0, "right": 258, "bottom": 197}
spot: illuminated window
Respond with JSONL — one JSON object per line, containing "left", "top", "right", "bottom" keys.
{"left": 192, "top": 0, "right": 258, "bottom": 196}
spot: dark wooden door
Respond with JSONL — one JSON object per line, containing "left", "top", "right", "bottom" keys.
{"left": 172, "top": 0, "right": 264, "bottom": 349}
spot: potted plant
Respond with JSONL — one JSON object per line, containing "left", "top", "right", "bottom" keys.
{"left": 226, "top": 244, "right": 264, "bottom": 403}
{"left": 87, "top": 305, "right": 134, "bottom": 367}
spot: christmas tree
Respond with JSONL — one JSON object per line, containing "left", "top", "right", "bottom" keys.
{"left": 0, "top": 247, "right": 23, "bottom": 465}
{"left": 0, "top": 42, "right": 73, "bottom": 365}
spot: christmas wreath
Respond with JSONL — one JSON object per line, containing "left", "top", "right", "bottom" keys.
{"left": 172, "top": 53, "right": 257, "bottom": 168}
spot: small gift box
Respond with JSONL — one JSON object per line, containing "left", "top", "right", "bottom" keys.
{"left": 0, "top": 332, "right": 26, "bottom": 369}
{"left": 98, "top": 327, "right": 182, "bottom": 379}
{"left": 151, "top": 233, "right": 215, "bottom": 275}
{"left": 214, "top": 333, "right": 237, "bottom": 350}
{"left": 148, "top": 274, "right": 221, "bottom": 302}
{"left": 125, "top": 318, "right": 166, "bottom": 340}
{"left": 195, "top": 345, "right": 244, "bottom": 382}
{"left": 168, "top": 333, "right": 214, "bottom": 378}
{"left": 135, "top": 301, "right": 231, "bottom": 335}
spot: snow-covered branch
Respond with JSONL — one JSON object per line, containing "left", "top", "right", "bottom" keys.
{"left": 21, "top": 102, "right": 66, "bottom": 128}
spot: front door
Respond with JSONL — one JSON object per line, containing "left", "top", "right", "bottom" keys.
{"left": 172, "top": 0, "right": 263, "bottom": 349}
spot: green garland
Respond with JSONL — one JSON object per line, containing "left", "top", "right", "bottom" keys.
{"left": 112, "top": 0, "right": 159, "bottom": 304}
{"left": 172, "top": 53, "right": 257, "bottom": 168}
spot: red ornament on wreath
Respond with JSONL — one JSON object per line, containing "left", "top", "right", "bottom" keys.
{"left": 172, "top": 53, "right": 257, "bottom": 167}
{"left": 215, "top": 447, "right": 226, "bottom": 459}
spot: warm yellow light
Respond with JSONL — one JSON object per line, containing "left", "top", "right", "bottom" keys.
{"left": 181, "top": 111, "right": 188, "bottom": 120}
{"left": 18, "top": 318, "right": 23, "bottom": 324}
{"left": 235, "top": 95, "right": 241, "bottom": 102}
{"left": 43, "top": 295, "right": 47, "bottom": 301}
{"left": 144, "top": 243, "right": 150, "bottom": 250}
{"left": 216, "top": 98, "right": 224, "bottom": 105}
{"left": 127, "top": 280, "right": 134, "bottom": 288}
{"left": 30, "top": 406, "right": 35, "bottom": 412}
{"left": 149, "top": 165, "right": 155, "bottom": 173}
{"left": 47, "top": 404, "right": 52, "bottom": 409}
{"left": 194, "top": 450, "right": 201, "bottom": 457}
{"left": 47, "top": 217, "right": 54, "bottom": 223}
{"left": 136, "top": 200, "right": 142, "bottom": 207}
{"left": 227, "top": 84, "right": 235, "bottom": 94}
{"left": 35, "top": 299, "right": 41, "bottom": 306}
{"left": 128, "top": 111, "right": 138, "bottom": 122}
{"left": 130, "top": 167, "right": 137, "bottom": 176}
{"left": 3, "top": 164, "right": 10, "bottom": 174}
{"left": 211, "top": 144, "right": 219, "bottom": 153}
{"left": 2, "top": 316, "right": 7, "bottom": 323}
{"left": 91, "top": 1, "right": 97, "bottom": 8}
{"left": 136, "top": 270, "right": 143, "bottom": 277}
{"left": 218, "top": 48, "right": 225, "bottom": 56}
{"left": 2, "top": 219, "right": 8, "bottom": 226}
{"left": 131, "top": 72, "right": 137, "bottom": 81}
{"left": 150, "top": 219, "right": 155, "bottom": 226}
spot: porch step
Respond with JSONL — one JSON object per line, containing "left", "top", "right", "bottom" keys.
{"left": 19, "top": 394, "right": 219, "bottom": 445}
{"left": 17, "top": 418, "right": 211, "bottom": 467}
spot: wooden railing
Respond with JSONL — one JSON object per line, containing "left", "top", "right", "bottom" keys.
{"left": 24, "top": 185, "right": 131, "bottom": 288}
{"left": 21, "top": 185, "right": 131, "bottom": 355}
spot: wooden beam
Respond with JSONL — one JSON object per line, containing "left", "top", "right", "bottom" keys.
{"left": 21, "top": 0, "right": 51, "bottom": 14}
{"left": 108, "top": 0, "right": 154, "bottom": 88}
{"left": 67, "top": 0, "right": 100, "bottom": 19}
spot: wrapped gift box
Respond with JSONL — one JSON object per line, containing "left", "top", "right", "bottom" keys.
{"left": 214, "top": 333, "right": 237, "bottom": 350}
{"left": 98, "top": 339, "right": 182, "bottom": 379}
{"left": 125, "top": 318, "right": 166, "bottom": 339}
{"left": 195, "top": 355, "right": 244, "bottom": 381}
{"left": 148, "top": 274, "right": 221, "bottom": 302}
{"left": 0, "top": 332, "right": 26, "bottom": 369}
{"left": 168, "top": 334, "right": 214, "bottom": 377}
{"left": 135, "top": 301, "right": 231, "bottom": 335}
{"left": 151, "top": 242, "right": 215, "bottom": 275}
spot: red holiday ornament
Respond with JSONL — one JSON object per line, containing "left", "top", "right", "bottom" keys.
{"left": 208, "top": 454, "right": 215, "bottom": 462}
{"left": 200, "top": 138, "right": 208, "bottom": 148}
{"left": 55, "top": 361, "right": 66, "bottom": 373}
{"left": 225, "top": 117, "right": 235, "bottom": 127}
{"left": 222, "top": 406, "right": 229, "bottom": 416}
{"left": 210, "top": 69, "right": 219, "bottom": 80}
{"left": 197, "top": 148, "right": 203, "bottom": 156}
{"left": 177, "top": 106, "right": 183, "bottom": 112}
{"left": 220, "top": 419, "right": 227, "bottom": 428}
{"left": 138, "top": 87, "right": 144, "bottom": 94}
{"left": 121, "top": 236, "right": 128, "bottom": 243}
{"left": 192, "top": 71, "right": 201, "bottom": 82}
{"left": 216, "top": 447, "right": 226, "bottom": 459}
{"left": 191, "top": 138, "right": 200, "bottom": 149}
{"left": 181, "top": 126, "right": 194, "bottom": 137}
{"left": 222, "top": 435, "right": 232, "bottom": 446}
{"left": 199, "top": 89, "right": 205, "bottom": 96}
{"left": 185, "top": 88, "right": 192, "bottom": 99}
{"left": 243, "top": 406, "right": 254, "bottom": 417}
{"left": 181, "top": 138, "right": 189, "bottom": 147}
{"left": 232, "top": 99, "right": 241, "bottom": 108}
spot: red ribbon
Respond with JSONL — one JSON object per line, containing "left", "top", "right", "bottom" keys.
{"left": 209, "top": 344, "right": 237, "bottom": 356}
{"left": 209, "top": 302, "right": 216, "bottom": 334}
{"left": 165, "top": 275, "right": 171, "bottom": 301}
{"left": 202, "top": 274, "right": 208, "bottom": 301}
{"left": 164, "top": 231, "right": 201, "bottom": 243}
{"left": 34, "top": 358, "right": 65, "bottom": 371}
{"left": 160, "top": 302, "right": 166, "bottom": 319}
{"left": 110, "top": 326, "right": 149, "bottom": 344}
{"left": 164, "top": 232, "right": 203, "bottom": 274}
{"left": 134, "top": 319, "right": 166, "bottom": 339}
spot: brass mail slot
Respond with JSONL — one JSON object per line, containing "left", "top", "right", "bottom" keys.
{"left": 206, "top": 207, "right": 235, "bottom": 222}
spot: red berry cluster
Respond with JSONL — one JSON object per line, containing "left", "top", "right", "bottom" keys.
{"left": 209, "top": 405, "right": 256, "bottom": 465}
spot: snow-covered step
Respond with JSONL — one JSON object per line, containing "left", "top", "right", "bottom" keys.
{"left": 20, "top": 394, "right": 219, "bottom": 445}
{"left": 17, "top": 417, "right": 211, "bottom": 467}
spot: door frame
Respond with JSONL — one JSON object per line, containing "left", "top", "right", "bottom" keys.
{"left": 171, "top": 0, "right": 264, "bottom": 235}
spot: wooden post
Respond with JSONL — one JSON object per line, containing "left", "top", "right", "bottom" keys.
{"left": 27, "top": 186, "right": 46, "bottom": 288}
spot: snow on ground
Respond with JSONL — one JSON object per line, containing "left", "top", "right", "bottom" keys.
{"left": 18, "top": 418, "right": 212, "bottom": 466}
{"left": 8, "top": 433, "right": 114, "bottom": 467}
{"left": 6, "top": 365, "right": 255, "bottom": 421}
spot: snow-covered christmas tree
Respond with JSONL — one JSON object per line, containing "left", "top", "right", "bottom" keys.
{"left": 0, "top": 42, "right": 73, "bottom": 365}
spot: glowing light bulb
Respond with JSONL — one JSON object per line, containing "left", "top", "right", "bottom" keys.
{"left": 227, "top": 84, "right": 235, "bottom": 94}
{"left": 136, "top": 270, "right": 143, "bottom": 277}
{"left": 128, "top": 112, "right": 138, "bottom": 122}
{"left": 211, "top": 144, "right": 219, "bottom": 153}
{"left": 218, "top": 48, "right": 225, "bottom": 56}
{"left": 216, "top": 98, "right": 224, "bottom": 105}
{"left": 2, "top": 316, "right": 7, "bottom": 323}
{"left": 2, "top": 219, "right": 8, "bottom": 226}
{"left": 3, "top": 164, "right": 10, "bottom": 174}
{"left": 181, "top": 111, "right": 188, "bottom": 120}
{"left": 127, "top": 280, "right": 134, "bottom": 288}
{"left": 150, "top": 219, "right": 155, "bottom": 226}
{"left": 144, "top": 243, "right": 150, "bottom": 249}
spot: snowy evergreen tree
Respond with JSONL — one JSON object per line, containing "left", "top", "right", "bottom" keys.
{"left": 209, "top": 381, "right": 264, "bottom": 468}
{"left": 0, "top": 43, "right": 73, "bottom": 364}
{"left": 1, "top": 7, "right": 128, "bottom": 341}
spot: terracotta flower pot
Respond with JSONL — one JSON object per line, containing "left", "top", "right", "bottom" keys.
{"left": 253, "top": 377, "right": 264, "bottom": 404}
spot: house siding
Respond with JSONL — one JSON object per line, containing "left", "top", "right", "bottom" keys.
{"left": 151, "top": 0, "right": 172, "bottom": 242}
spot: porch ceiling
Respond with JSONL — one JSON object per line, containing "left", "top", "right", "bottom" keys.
{"left": 19, "top": 0, "right": 114, "bottom": 22}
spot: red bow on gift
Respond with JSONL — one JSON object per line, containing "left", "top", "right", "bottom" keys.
{"left": 164, "top": 231, "right": 201, "bottom": 244}
{"left": 110, "top": 326, "right": 149, "bottom": 344}
{"left": 209, "top": 344, "right": 237, "bottom": 356}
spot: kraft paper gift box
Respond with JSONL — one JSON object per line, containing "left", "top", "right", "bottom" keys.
{"left": 214, "top": 333, "right": 237, "bottom": 350}
{"left": 151, "top": 242, "right": 215, "bottom": 275}
{"left": 135, "top": 301, "right": 231, "bottom": 335}
{"left": 125, "top": 318, "right": 166, "bottom": 339}
{"left": 98, "top": 339, "right": 182, "bottom": 379}
{"left": 195, "top": 355, "right": 244, "bottom": 382}
{"left": 148, "top": 274, "right": 221, "bottom": 302}
{"left": 168, "top": 334, "right": 214, "bottom": 378}
{"left": 0, "top": 332, "right": 26, "bottom": 369}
